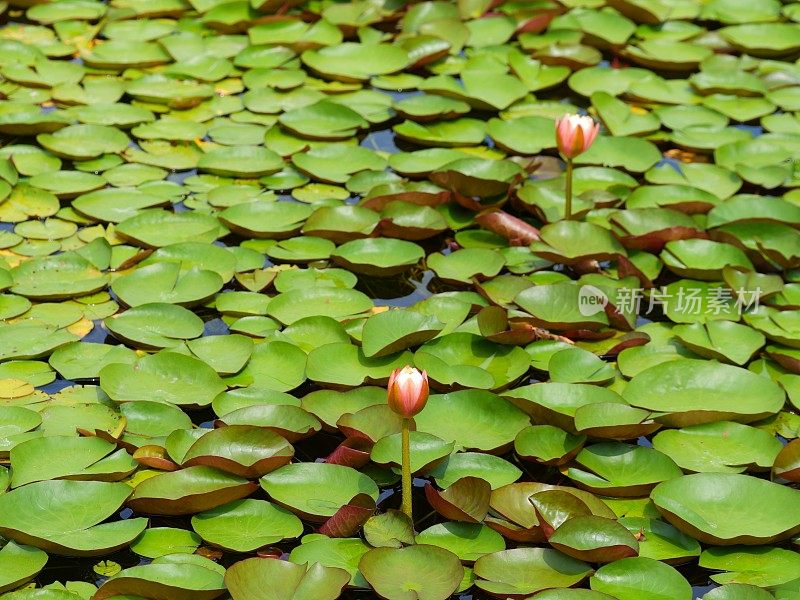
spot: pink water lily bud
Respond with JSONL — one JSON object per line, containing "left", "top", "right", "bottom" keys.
{"left": 387, "top": 365, "right": 429, "bottom": 418}
{"left": 555, "top": 114, "right": 600, "bottom": 159}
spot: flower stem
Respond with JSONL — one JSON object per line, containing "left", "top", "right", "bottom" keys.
{"left": 565, "top": 157, "right": 574, "bottom": 220}
{"left": 401, "top": 418, "right": 413, "bottom": 521}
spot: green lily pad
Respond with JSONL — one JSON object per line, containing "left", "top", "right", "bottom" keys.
{"left": 590, "top": 557, "right": 692, "bottom": 600}
{"left": 427, "top": 248, "right": 505, "bottom": 284}
{"left": 332, "top": 238, "right": 424, "bottom": 277}
{"left": 592, "top": 92, "right": 660, "bottom": 136}
{"left": 673, "top": 321, "right": 765, "bottom": 365}
{"left": 225, "top": 558, "right": 349, "bottom": 600}
{"left": 548, "top": 347, "right": 616, "bottom": 385}
{"left": 279, "top": 99, "right": 368, "bottom": 139}
{"left": 112, "top": 263, "right": 223, "bottom": 307}
{"left": 198, "top": 146, "right": 283, "bottom": 178}
{"left": 371, "top": 432, "right": 454, "bottom": 474}
{"left": 415, "top": 522, "right": 505, "bottom": 562}
{"left": 0, "top": 480, "right": 147, "bottom": 556}
{"left": 302, "top": 43, "right": 409, "bottom": 82}
{"left": 37, "top": 125, "right": 129, "bottom": 161}
{"left": 220, "top": 200, "right": 313, "bottom": 239}
{"left": 474, "top": 547, "right": 592, "bottom": 596}
{"left": 719, "top": 23, "right": 800, "bottom": 57}
{"left": 10, "top": 435, "right": 135, "bottom": 487}
{"left": 216, "top": 404, "right": 319, "bottom": 442}
{"left": 0, "top": 541, "right": 47, "bottom": 593}
{"left": 260, "top": 462, "right": 379, "bottom": 521}
{"left": 645, "top": 162, "right": 742, "bottom": 199}
{"left": 182, "top": 425, "right": 293, "bottom": 476}
{"left": 566, "top": 442, "right": 683, "bottom": 497}
{"left": 618, "top": 517, "right": 701, "bottom": 563}
{"left": 574, "top": 135, "right": 662, "bottom": 172}
{"left": 117, "top": 209, "right": 225, "bottom": 248}
{"left": 268, "top": 286, "right": 372, "bottom": 324}
{"left": 653, "top": 421, "right": 782, "bottom": 474}
{"left": 100, "top": 352, "right": 226, "bottom": 408}
{"left": 702, "top": 546, "right": 800, "bottom": 591}
{"left": 125, "top": 74, "right": 214, "bottom": 109}
{"left": 514, "top": 282, "right": 610, "bottom": 331}
{"left": 394, "top": 118, "right": 487, "bottom": 147}
{"left": 82, "top": 40, "right": 172, "bottom": 69}
{"left": 11, "top": 253, "right": 108, "bottom": 300}
{"left": 428, "top": 452, "right": 522, "bottom": 490}
{"left": 359, "top": 544, "right": 464, "bottom": 600}
{"left": 288, "top": 535, "right": 371, "bottom": 587}
{"left": 93, "top": 553, "right": 226, "bottom": 600}
{"left": 104, "top": 303, "right": 204, "bottom": 349}
{"left": 550, "top": 515, "right": 639, "bottom": 563}
{"left": 129, "top": 527, "right": 202, "bottom": 559}
{"left": 651, "top": 473, "right": 800, "bottom": 544}
{"left": 574, "top": 403, "right": 660, "bottom": 441}
{"left": 192, "top": 498, "right": 303, "bottom": 552}
{"left": 623, "top": 359, "right": 785, "bottom": 426}
{"left": 414, "top": 332, "right": 530, "bottom": 391}
{"left": 361, "top": 309, "right": 443, "bottom": 358}
{"left": 515, "top": 425, "right": 586, "bottom": 466}
{"left": 414, "top": 389, "right": 530, "bottom": 452}
{"left": 307, "top": 342, "right": 411, "bottom": 387}
{"left": 504, "top": 383, "right": 627, "bottom": 433}
{"left": 293, "top": 145, "right": 387, "bottom": 184}
{"left": 128, "top": 465, "right": 257, "bottom": 516}
{"left": 532, "top": 221, "right": 626, "bottom": 264}
{"left": 661, "top": 239, "right": 753, "bottom": 281}
{"left": 72, "top": 188, "right": 168, "bottom": 223}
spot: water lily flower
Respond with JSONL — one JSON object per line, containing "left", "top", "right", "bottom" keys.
{"left": 554, "top": 114, "right": 599, "bottom": 220}
{"left": 387, "top": 365, "right": 429, "bottom": 419}
{"left": 555, "top": 114, "right": 600, "bottom": 159}
{"left": 387, "top": 365, "right": 429, "bottom": 522}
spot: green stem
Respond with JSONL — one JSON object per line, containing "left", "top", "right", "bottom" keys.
{"left": 565, "top": 157, "right": 574, "bottom": 220}
{"left": 401, "top": 418, "right": 413, "bottom": 521}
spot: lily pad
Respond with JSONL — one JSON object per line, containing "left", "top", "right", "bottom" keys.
{"left": 359, "top": 544, "right": 464, "bottom": 600}
{"left": 128, "top": 465, "right": 258, "bottom": 516}
{"left": 0, "top": 480, "right": 147, "bottom": 556}
{"left": 623, "top": 359, "right": 785, "bottom": 426}
{"left": 0, "top": 541, "right": 48, "bottom": 593}
{"left": 566, "top": 442, "right": 683, "bottom": 497}
{"left": 332, "top": 238, "right": 424, "bottom": 277}
{"left": 198, "top": 146, "right": 283, "bottom": 178}
{"left": 651, "top": 473, "right": 800, "bottom": 544}
{"left": 192, "top": 498, "right": 303, "bottom": 552}
{"left": 100, "top": 352, "right": 226, "bottom": 408}
{"left": 225, "top": 559, "right": 349, "bottom": 600}
{"left": 93, "top": 553, "right": 226, "bottom": 600}
{"left": 652, "top": 421, "right": 782, "bottom": 473}
{"left": 112, "top": 263, "right": 223, "bottom": 307}
{"left": 104, "top": 303, "right": 204, "bottom": 349}
{"left": 550, "top": 516, "right": 639, "bottom": 563}
{"left": 414, "top": 389, "right": 530, "bottom": 451}
{"left": 414, "top": 332, "right": 530, "bottom": 390}
{"left": 590, "top": 557, "right": 692, "bottom": 600}
{"left": 260, "top": 462, "right": 379, "bottom": 521}
{"left": 474, "top": 547, "right": 592, "bottom": 596}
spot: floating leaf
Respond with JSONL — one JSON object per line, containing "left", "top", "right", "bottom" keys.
{"left": 651, "top": 473, "right": 800, "bottom": 544}
{"left": 0, "top": 480, "right": 147, "bottom": 556}
{"left": 225, "top": 559, "right": 349, "bottom": 600}
{"left": 359, "top": 544, "right": 464, "bottom": 600}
